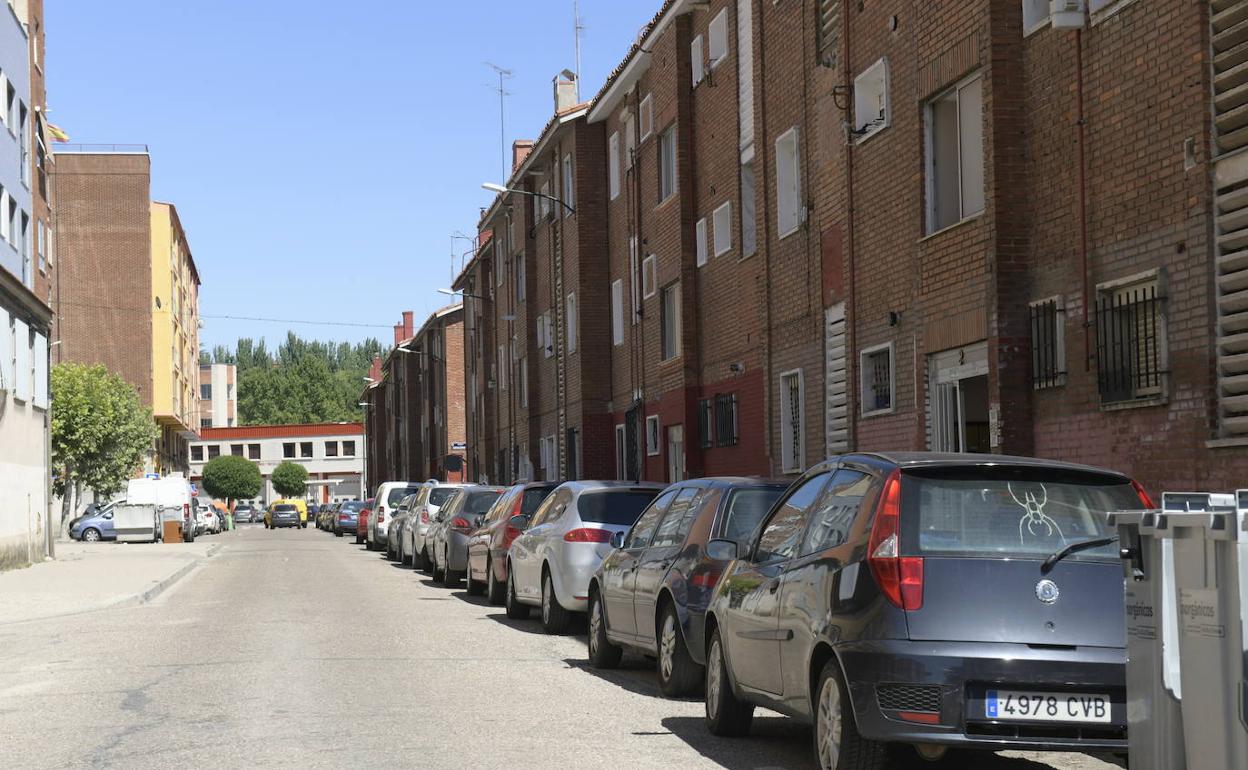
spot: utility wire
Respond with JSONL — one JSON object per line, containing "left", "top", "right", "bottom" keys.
{"left": 200, "top": 314, "right": 394, "bottom": 329}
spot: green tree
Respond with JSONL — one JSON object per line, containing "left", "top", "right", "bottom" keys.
{"left": 201, "top": 455, "right": 263, "bottom": 507}
{"left": 271, "top": 461, "right": 309, "bottom": 498}
{"left": 51, "top": 363, "right": 157, "bottom": 533}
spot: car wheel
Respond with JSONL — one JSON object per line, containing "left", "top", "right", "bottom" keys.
{"left": 541, "top": 570, "right": 572, "bottom": 635}
{"left": 814, "top": 659, "right": 887, "bottom": 770}
{"left": 587, "top": 591, "right": 622, "bottom": 669}
{"left": 82, "top": 528, "right": 101, "bottom": 543}
{"left": 705, "top": 628, "right": 754, "bottom": 737}
{"left": 413, "top": 546, "right": 428, "bottom": 572}
{"left": 335, "top": 529, "right": 343, "bottom": 537}
{"left": 354, "top": 533, "right": 363, "bottom": 545}
{"left": 658, "top": 603, "right": 703, "bottom": 697}
{"left": 505, "top": 566, "right": 529, "bottom": 620}
{"left": 486, "top": 559, "right": 506, "bottom": 606}
{"left": 431, "top": 551, "right": 445, "bottom": 582}
{"left": 443, "top": 550, "right": 462, "bottom": 587}
{"left": 465, "top": 566, "right": 484, "bottom": 596}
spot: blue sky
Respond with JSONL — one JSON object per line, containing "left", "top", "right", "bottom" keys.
{"left": 47, "top": 1, "right": 650, "bottom": 351}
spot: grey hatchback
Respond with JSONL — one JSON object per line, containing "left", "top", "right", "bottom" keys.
{"left": 702, "top": 452, "right": 1150, "bottom": 770}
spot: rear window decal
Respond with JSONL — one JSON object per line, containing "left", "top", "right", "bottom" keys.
{"left": 1010, "top": 483, "right": 1066, "bottom": 546}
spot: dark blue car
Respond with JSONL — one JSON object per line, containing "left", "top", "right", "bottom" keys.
{"left": 587, "top": 478, "right": 786, "bottom": 696}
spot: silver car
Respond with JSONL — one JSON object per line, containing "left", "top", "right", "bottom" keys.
{"left": 430, "top": 486, "right": 505, "bottom": 587}
{"left": 385, "top": 494, "right": 420, "bottom": 562}
{"left": 507, "top": 481, "right": 663, "bottom": 634}
{"left": 405, "top": 483, "right": 470, "bottom": 571}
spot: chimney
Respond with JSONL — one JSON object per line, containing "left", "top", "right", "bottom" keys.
{"left": 393, "top": 324, "right": 403, "bottom": 346}
{"left": 369, "top": 355, "right": 382, "bottom": 382}
{"left": 402, "top": 311, "right": 414, "bottom": 339}
{"left": 553, "top": 72, "right": 579, "bottom": 113}
{"left": 512, "top": 140, "right": 535, "bottom": 174}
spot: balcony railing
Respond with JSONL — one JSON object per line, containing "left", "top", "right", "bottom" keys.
{"left": 53, "top": 143, "right": 149, "bottom": 154}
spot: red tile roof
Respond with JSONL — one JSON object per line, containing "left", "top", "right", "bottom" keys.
{"left": 197, "top": 423, "right": 363, "bottom": 440}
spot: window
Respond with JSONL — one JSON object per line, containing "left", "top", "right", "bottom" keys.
{"left": 653, "top": 488, "right": 700, "bottom": 547}
{"left": 191, "top": 446, "right": 204, "bottom": 462}
{"left": 1022, "top": 0, "right": 1050, "bottom": 34}
{"left": 200, "top": 418, "right": 212, "bottom": 430}
{"left": 708, "top": 8, "right": 729, "bottom": 68}
{"left": 566, "top": 293, "right": 578, "bottom": 353}
{"left": 536, "top": 313, "right": 547, "bottom": 356}
{"left": 516, "top": 254, "right": 525, "bottom": 302}
{"left": 611, "top": 280, "right": 624, "bottom": 346}
{"left": 225, "top": 444, "right": 240, "bottom": 456}
{"left": 740, "top": 157, "right": 757, "bottom": 256}
{"left": 698, "top": 398, "right": 713, "bottom": 448}
{"left": 861, "top": 344, "right": 894, "bottom": 415}
{"left": 779, "top": 369, "right": 804, "bottom": 473}
{"left": 661, "top": 284, "right": 681, "bottom": 361}
{"left": 498, "top": 343, "right": 507, "bottom": 389}
{"left": 561, "top": 154, "right": 575, "bottom": 217}
{"left": 691, "top": 35, "right": 705, "bottom": 86}
{"left": 642, "top": 254, "right": 657, "bottom": 298}
{"left": 342, "top": 440, "right": 355, "bottom": 457}
{"left": 33, "top": 331, "right": 46, "bottom": 409}
{"left": 696, "top": 218, "right": 709, "bottom": 267}
{"left": 738, "top": 0, "right": 755, "bottom": 145}
{"left": 1096, "top": 277, "right": 1166, "bottom": 404}
{"left": 36, "top": 220, "right": 44, "bottom": 271}
{"left": 543, "top": 312, "right": 553, "bottom": 357}
{"left": 667, "top": 425, "right": 685, "bottom": 482}
{"left": 248, "top": 444, "right": 261, "bottom": 460}
{"left": 801, "top": 469, "right": 871, "bottom": 555}
{"left": 629, "top": 237, "right": 641, "bottom": 320}
{"left": 0, "top": 189, "right": 9, "bottom": 244}
{"left": 609, "top": 132, "right": 621, "bottom": 200}
{"left": 755, "top": 472, "right": 830, "bottom": 562}
{"left": 615, "top": 424, "right": 628, "bottom": 480}
{"left": 519, "top": 356, "right": 528, "bottom": 408}
{"left": 300, "top": 442, "right": 313, "bottom": 458}
{"left": 646, "top": 414, "right": 661, "bottom": 456}
{"left": 624, "top": 489, "right": 676, "bottom": 549}
{"left": 538, "top": 180, "right": 552, "bottom": 220}
{"left": 201, "top": 383, "right": 211, "bottom": 399}
{"left": 713, "top": 201, "right": 732, "bottom": 257}
{"left": 640, "top": 94, "right": 654, "bottom": 140}
{"left": 624, "top": 113, "right": 636, "bottom": 168}
{"left": 715, "top": 393, "right": 738, "bottom": 446}
{"left": 927, "top": 73, "right": 985, "bottom": 232}
{"left": 326, "top": 441, "right": 339, "bottom": 457}
{"left": 1030, "top": 298, "right": 1067, "bottom": 389}
{"left": 659, "top": 126, "right": 677, "bottom": 202}
{"left": 207, "top": 445, "right": 221, "bottom": 460}
{"left": 775, "top": 128, "right": 802, "bottom": 237}
{"left": 852, "top": 58, "right": 889, "bottom": 141}
{"left": 494, "top": 238, "right": 504, "bottom": 288}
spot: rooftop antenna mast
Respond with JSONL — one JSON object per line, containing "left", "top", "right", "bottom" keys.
{"left": 485, "top": 62, "right": 514, "bottom": 183}
{"left": 573, "top": 0, "right": 585, "bottom": 86}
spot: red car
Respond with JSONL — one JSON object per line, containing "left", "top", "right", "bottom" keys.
{"left": 465, "top": 482, "right": 558, "bottom": 604}
{"left": 355, "top": 498, "right": 375, "bottom": 545}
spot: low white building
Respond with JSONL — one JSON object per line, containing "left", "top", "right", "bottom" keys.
{"left": 189, "top": 422, "right": 364, "bottom": 504}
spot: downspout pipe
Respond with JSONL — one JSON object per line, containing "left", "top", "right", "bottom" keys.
{"left": 1076, "top": 28, "right": 1090, "bottom": 370}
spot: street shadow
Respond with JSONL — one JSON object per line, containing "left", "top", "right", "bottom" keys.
{"left": 482, "top": 611, "right": 554, "bottom": 636}
{"left": 562, "top": 656, "right": 672, "bottom": 700}
{"left": 449, "top": 590, "right": 492, "bottom": 607}
{"left": 660, "top": 715, "right": 812, "bottom": 769}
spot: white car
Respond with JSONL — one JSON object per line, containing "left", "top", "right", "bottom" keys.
{"left": 405, "top": 483, "right": 470, "bottom": 570}
{"left": 506, "top": 481, "right": 663, "bottom": 634}
{"left": 367, "top": 481, "right": 425, "bottom": 551}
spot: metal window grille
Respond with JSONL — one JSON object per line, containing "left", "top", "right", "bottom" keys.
{"left": 566, "top": 428, "right": 579, "bottom": 480}
{"left": 782, "top": 374, "right": 802, "bottom": 470}
{"left": 1029, "top": 300, "right": 1066, "bottom": 389}
{"left": 698, "top": 398, "right": 713, "bottom": 449}
{"left": 1096, "top": 284, "right": 1166, "bottom": 404}
{"left": 624, "top": 405, "right": 641, "bottom": 481}
{"left": 865, "top": 350, "right": 891, "bottom": 412}
{"left": 715, "top": 393, "right": 738, "bottom": 447}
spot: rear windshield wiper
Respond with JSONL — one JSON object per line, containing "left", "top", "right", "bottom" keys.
{"left": 1040, "top": 536, "right": 1118, "bottom": 575}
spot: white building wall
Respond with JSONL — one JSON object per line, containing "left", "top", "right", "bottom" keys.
{"left": 189, "top": 429, "right": 364, "bottom": 505}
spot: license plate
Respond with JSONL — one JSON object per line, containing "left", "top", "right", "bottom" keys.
{"left": 985, "top": 690, "right": 1111, "bottom": 723}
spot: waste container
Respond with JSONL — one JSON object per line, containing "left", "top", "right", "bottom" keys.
{"left": 161, "top": 519, "right": 183, "bottom": 543}
{"left": 1112, "top": 509, "right": 1186, "bottom": 770}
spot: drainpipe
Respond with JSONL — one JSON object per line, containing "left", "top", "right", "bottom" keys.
{"left": 842, "top": 0, "right": 858, "bottom": 449}
{"left": 757, "top": 0, "right": 776, "bottom": 472}
{"left": 1075, "top": 29, "right": 1091, "bottom": 370}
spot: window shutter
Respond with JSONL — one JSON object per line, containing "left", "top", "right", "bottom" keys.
{"left": 611, "top": 280, "right": 624, "bottom": 346}
{"left": 13, "top": 318, "right": 30, "bottom": 403}
{"left": 709, "top": 9, "right": 729, "bottom": 67}
{"left": 737, "top": 0, "right": 755, "bottom": 150}
{"left": 34, "top": 332, "right": 47, "bottom": 409}
{"left": 691, "top": 36, "right": 705, "bottom": 86}
{"left": 566, "top": 293, "right": 578, "bottom": 353}
{"left": 696, "top": 218, "right": 708, "bottom": 267}
{"left": 957, "top": 77, "right": 985, "bottom": 217}
{"left": 825, "top": 304, "right": 848, "bottom": 453}
{"left": 640, "top": 95, "right": 653, "bottom": 140}
{"left": 0, "top": 307, "right": 12, "bottom": 393}
{"left": 609, "top": 132, "right": 621, "bottom": 200}
{"left": 776, "top": 129, "right": 801, "bottom": 236}
{"left": 713, "top": 202, "right": 732, "bottom": 256}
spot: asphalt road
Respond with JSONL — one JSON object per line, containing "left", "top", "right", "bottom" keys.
{"left": 0, "top": 526, "right": 1124, "bottom": 769}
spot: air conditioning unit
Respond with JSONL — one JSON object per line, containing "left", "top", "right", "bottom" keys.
{"left": 1051, "top": 0, "right": 1086, "bottom": 28}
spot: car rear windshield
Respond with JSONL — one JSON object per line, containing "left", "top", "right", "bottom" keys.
{"left": 720, "top": 487, "right": 786, "bottom": 543}
{"left": 522, "top": 487, "right": 556, "bottom": 515}
{"left": 274, "top": 505, "right": 297, "bottom": 513}
{"left": 387, "top": 486, "right": 423, "bottom": 507}
{"left": 463, "top": 491, "right": 503, "bottom": 515}
{"left": 904, "top": 468, "right": 1139, "bottom": 560}
{"left": 340, "top": 501, "right": 364, "bottom": 512}
{"left": 578, "top": 490, "right": 662, "bottom": 526}
{"left": 429, "top": 488, "right": 458, "bottom": 507}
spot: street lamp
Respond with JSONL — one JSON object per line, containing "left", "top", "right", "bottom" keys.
{"left": 481, "top": 182, "right": 575, "bottom": 215}
{"left": 439, "top": 287, "right": 490, "bottom": 302}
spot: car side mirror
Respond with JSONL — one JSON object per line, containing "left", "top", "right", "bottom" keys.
{"left": 706, "top": 539, "right": 739, "bottom": 561}
{"left": 103, "top": 512, "right": 114, "bottom": 520}
{"left": 508, "top": 514, "right": 531, "bottom": 532}
{"left": 611, "top": 530, "right": 626, "bottom": 549}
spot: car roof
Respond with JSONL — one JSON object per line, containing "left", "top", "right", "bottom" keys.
{"left": 835, "top": 451, "right": 1130, "bottom": 479}
{"left": 557, "top": 480, "right": 666, "bottom": 493}
{"left": 674, "top": 476, "right": 789, "bottom": 488}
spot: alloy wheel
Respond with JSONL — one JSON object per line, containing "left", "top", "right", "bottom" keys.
{"left": 660, "top": 614, "right": 677, "bottom": 683}
{"left": 83, "top": 529, "right": 100, "bottom": 543}
{"left": 542, "top": 576, "right": 552, "bottom": 625}
{"left": 707, "top": 638, "right": 723, "bottom": 719}
{"left": 588, "top": 598, "right": 601, "bottom": 657}
{"left": 816, "top": 674, "right": 844, "bottom": 770}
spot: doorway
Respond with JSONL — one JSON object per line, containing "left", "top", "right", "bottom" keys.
{"left": 929, "top": 343, "right": 991, "bottom": 453}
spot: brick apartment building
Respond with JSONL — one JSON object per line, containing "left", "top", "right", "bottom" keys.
{"left": 362, "top": 306, "right": 466, "bottom": 493}
{"left": 451, "top": 0, "right": 1248, "bottom": 495}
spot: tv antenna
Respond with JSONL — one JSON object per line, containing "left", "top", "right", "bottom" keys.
{"left": 572, "top": 0, "right": 585, "bottom": 85}
{"left": 485, "top": 62, "right": 514, "bottom": 183}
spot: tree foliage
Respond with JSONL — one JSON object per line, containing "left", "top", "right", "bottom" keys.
{"left": 202, "top": 332, "right": 382, "bottom": 426}
{"left": 271, "top": 461, "right": 309, "bottom": 498}
{"left": 201, "top": 455, "right": 263, "bottom": 503}
{"left": 51, "top": 363, "right": 157, "bottom": 500}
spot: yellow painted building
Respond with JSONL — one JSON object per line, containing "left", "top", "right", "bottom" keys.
{"left": 149, "top": 202, "right": 201, "bottom": 474}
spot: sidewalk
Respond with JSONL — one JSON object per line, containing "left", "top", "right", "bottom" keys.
{"left": 0, "top": 538, "right": 224, "bottom": 625}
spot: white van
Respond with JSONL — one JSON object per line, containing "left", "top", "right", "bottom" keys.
{"left": 368, "top": 481, "right": 425, "bottom": 551}
{"left": 126, "top": 474, "right": 196, "bottom": 541}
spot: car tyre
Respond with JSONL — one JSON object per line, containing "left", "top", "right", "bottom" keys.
{"left": 587, "top": 592, "right": 622, "bottom": 669}
{"left": 465, "top": 566, "right": 484, "bottom": 596}
{"left": 486, "top": 559, "right": 506, "bottom": 605}
{"left": 505, "top": 567, "right": 529, "bottom": 619}
{"left": 541, "top": 570, "right": 572, "bottom": 635}
{"left": 813, "top": 659, "right": 887, "bottom": 770}
{"left": 81, "top": 528, "right": 101, "bottom": 543}
{"left": 658, "top": 603, "right": 703, "bottom": 697}
{"left": 335, "top": 529, "right": 343, "bottom": 537}
{"left": 354, "top": 533, "right": 363, "bottom": 545}
{"left": 705, "top": 628, "right": 754, "bottom": 737}
{"left": 443, "top": 550, "right": 462, "bottom": 587}
{"left": 431, "top": 551, "right": 445, "bottom": 583}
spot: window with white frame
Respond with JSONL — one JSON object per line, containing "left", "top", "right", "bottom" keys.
{"left": 708, "top": 8, "right": 729, "bottom": 68}
{"left": 562, "top": 153, "right": 575, "bottom": 216}
{"left": 691, "top": 35, "right": 705, "bottom": 86}
{"left": 775, "top": 127, "right": 802, "bottom": 237}
{"left": 542, "top": 311, "right": 553, "bottom": 357}
{"left": 609, "top": 132, "right": 621, "bottom": 200}
{"left": 1096, "top": 275, "right": 1167, "bottom": 404}
{"left": 661, "top": 283, "right": 681, "bottom": 361}
{"left": 926, "top": 73, "right": 985, "bottom": 233}
{"left": 659, "top": 126, "right": 677, "bottom": 202}
{"left": 535, "top": 314, "right": 547, "bottom": 356}
{"left": 629, "top": 237, "right": 641, "bottom": 321}
{"left": 646, "top": 414, "right": 661, "bottom": 456}
{"left": 642, "top": 254, "right": 657, "bottom": 299}
{"left": 860, "top": 343, "right": 894, "bottom": 415}
{"left": 0, "top": 307, "right": 12, "bottom": 395}
{"left": 566, "top": 293, "right": 578, "bottom": 353}
{"left": 539, "top": 180, "right": 552, "bottom": 220}
{"left": 640, "top": 94, "right": 654, "bottom": 140}
{"left": 611, "top": 280, "right": 624, "bottom": 346}
{"left": 0, "top": 188, "right": 9, "bottom": 244}
{"left": 615, "top": 424, "right": 627, "bottom": 479}
{"left": 852, "top": 58, "right": 889, "bottom": 141}
{"left": 1022, "top": 0, "right": 1050, "bottom": 34}
{"left": 779, "top": 370, "right": 804, "bottom": 473}
{"left": 741, "top": 153, "right": 757, "bottom": 256}
{"left": 713, "top": 201, "right": 732, "bottom": 257}
{"left": 696, "top": 217, "right": 708, "bottom": 267}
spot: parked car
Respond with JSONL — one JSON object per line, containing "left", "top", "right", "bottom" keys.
{"left": 334, "top": 500, "right": 364, "bottom": 537}
{"left": 385, "top": 494, "right": 421, "bottom": 560}
{"left": 507, "top": 481, "right": 664, "bottom": 634}
{"left": 355, "top": 498, "right": 376, "bottom": 545}
{"left": 404, "top": 483, "right": 470, "bottom": 570}
{"left": 699, "top": 452, "right": 1150, "bottom": 769}
{"left": 466, "top": 482, "right": 559, "bottom": 604}
{"left": 588, "top": 478, "right": 787, "bottom": 696}
{"left": 266, "top": 498, "right": 308, "bottom": 528}
{"left": 233, "top": 504, "right": 256, "bottom": 524}
{"left": 69, "top": 502, "right": 118, "bottom": 542}
{"left": 267, "top": 503, "right": 302, "bottom": 529}
{"left": 429, "top": 486, "right": 505, "bottom": 587}
{"left": 368, "top": 482, "right": 425, "bottom": 551}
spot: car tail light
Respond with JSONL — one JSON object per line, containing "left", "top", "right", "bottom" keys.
{"left": 564, "top": 528, "right": 612, "bottom": 543}
{"left": 1131, "top": 479, "right": 1155, "bottom": 509}
{"left": 183, "top": 503, "right": 190, "bottom": 521}
{"left": 689, "top": 567, "right": 722, "bottom": 589}
{"left": 376, "top": 506, "right": 385, "bottom": 524}
{"left": 420, "top": 509, "right": 429, "bottom": 524}
{"left": 451, "top": 517, "right": 473, "bottom": 534}
{"left": 867, "top": 470, "right": 923, "bottom": 611}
